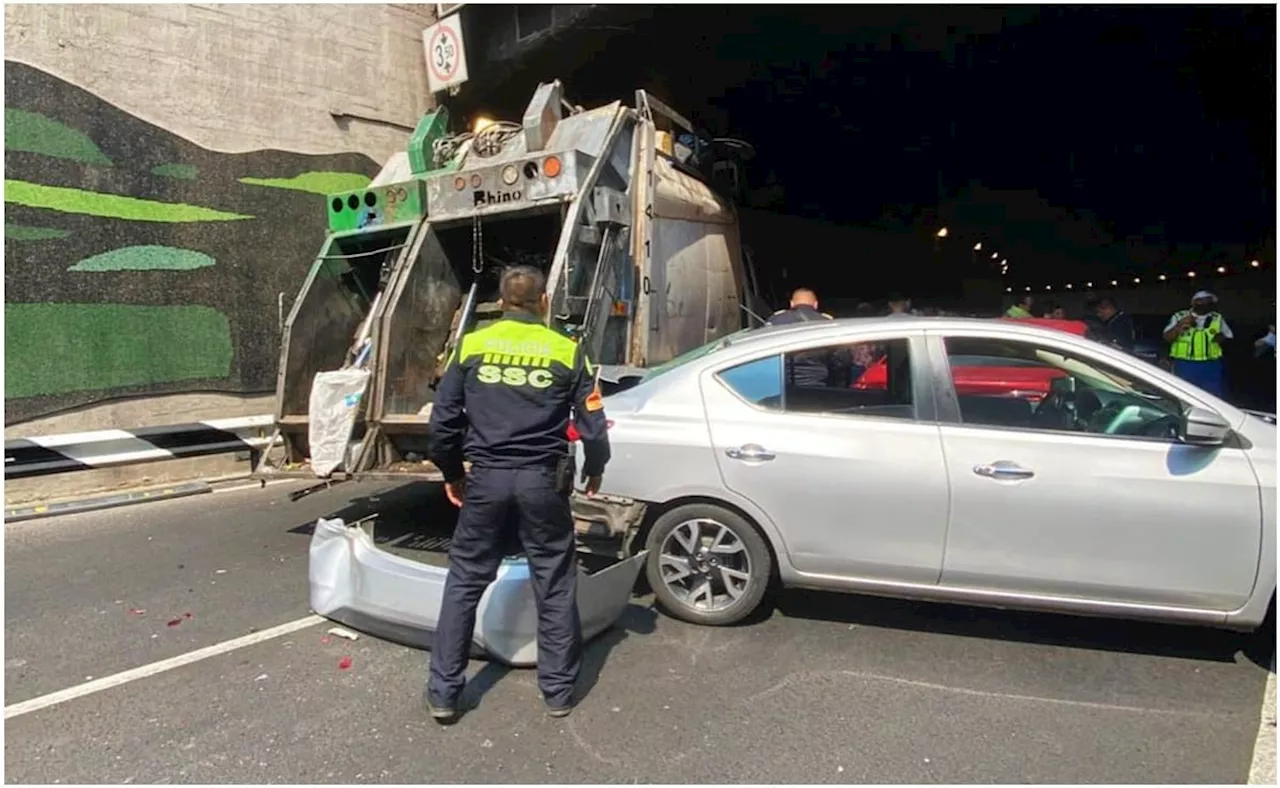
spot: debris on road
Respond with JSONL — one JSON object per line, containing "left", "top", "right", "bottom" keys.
{"left": 338, "top": 656, "right": 353, "bottom": 670}
{"left": 215, "top": 569, "right": 228, "bottom": 575}
{"left": 320, "top": 635, "right": 332, "bottom": 645}
{"left": 327, "top": 626, "right": 359, "bottom": 641}
{"left": 127, "top": 608, "right": 146, "bottom": 616}
{"left": 166, "top": 612, "right": 195, "bottom": 627}
{"left": 254, "top": 674, "right": 269, "bottom": 682}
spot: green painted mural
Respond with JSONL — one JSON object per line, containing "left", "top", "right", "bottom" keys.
{"left": 3, "top": 61, "right": 380, "bottom": 424}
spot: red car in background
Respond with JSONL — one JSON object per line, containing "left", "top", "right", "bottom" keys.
{"left": 853, "top": 318, "right": 1089, "bottom": 402}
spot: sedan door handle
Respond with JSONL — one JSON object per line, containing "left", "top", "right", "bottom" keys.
{"left": 726, "top": 444, "right": 776, "bottom": 462}
{"left": 973, "top": 461, "right": 1034, "bottom": 480}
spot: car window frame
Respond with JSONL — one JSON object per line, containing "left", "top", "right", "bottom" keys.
{"left": 706, "top": 329, "right": 938, "bottom": 423}
{"left": 924, "top": 329, "right": 1193, "bottom": 445}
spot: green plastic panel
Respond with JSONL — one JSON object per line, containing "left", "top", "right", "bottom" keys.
{"left": 407, "top": 107, "right": 450, "bottom": 175}
{"left": 326, "top": 180, "right": 426, "bottom": 233}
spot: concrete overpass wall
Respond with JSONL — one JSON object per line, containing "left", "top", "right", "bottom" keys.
{"left": 4, "top": 4, "right": 437, "bottom": 502}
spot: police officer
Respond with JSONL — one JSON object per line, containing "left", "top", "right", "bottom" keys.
{"left": 1092, "top": 296, "right": 1136, "bottom": 354}
{"left": 425, "top": 265, "right": 611, "bottom": 723}
{"left": 764, "top": 288, "right": 844, "bottom": 387}
{"left": 1163, "top": 290, "right": 1233, "bottom": 397}
{"left": 766, "top": 287, "right": 833, "bottom": 326}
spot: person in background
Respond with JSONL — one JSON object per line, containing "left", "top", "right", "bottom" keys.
{"left": 767, "top": 287, "right": 845, "bottom": 386}
{"left": 766, "top": 287, "right": 832, "bottom": 325}
{"left": 1163, "top": 290, "right": 1232, "bottom": 397}
{"left": 886, "top": 292, "right": 912, "bottom": 317}
{"left": 853, "top": 302, "right": 877, "bottom": 317}
{"left": 1093, "top": 296, "right": 1136, "bottom": 354}
{"left": 1042, "top": 302, "right": 1067, "bottom": 320}
{"left": 1255, "top": 321, "right": 1276, "bottom": 408}
{"left": 1005, "top": 293, "right": 1034, "bottom": 318}
{"left": 1255, "top": 324, "right": 1276, "bottom": 360}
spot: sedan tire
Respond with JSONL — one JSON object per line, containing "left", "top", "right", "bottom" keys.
{"left": 644, "top": 503, "right": 772, "bottom": 626}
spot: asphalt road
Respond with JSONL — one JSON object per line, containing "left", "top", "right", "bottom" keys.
{"left": 5, "top": 480, "right": 1274, "bottom": 784}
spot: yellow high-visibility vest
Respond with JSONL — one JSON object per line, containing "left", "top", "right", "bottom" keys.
{"left": 1168, "top": 310, "right": 1224, "bottom": 361}
{"left": 1005, "top": 305, "right": 1032, "bottom": 318}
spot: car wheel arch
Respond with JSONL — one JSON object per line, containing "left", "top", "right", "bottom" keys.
{"left": 627, "top": 494, "right": 785, "bottom": 586}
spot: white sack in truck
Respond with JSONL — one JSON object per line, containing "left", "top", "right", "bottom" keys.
{"left": 308, "top": 368, "right": 370, "bottom": 477}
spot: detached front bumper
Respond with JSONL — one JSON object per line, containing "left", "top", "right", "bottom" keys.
{"left": 308, "top": 517, "right": 645, "bottom": 666}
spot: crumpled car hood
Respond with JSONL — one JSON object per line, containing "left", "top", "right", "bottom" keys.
{"left": 308, "top": 517, "right": 645, "bottom": 666}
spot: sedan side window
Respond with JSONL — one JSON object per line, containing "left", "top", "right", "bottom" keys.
{"left": 717, "top": 339, "right": 916, "bottom": 420}
{"left": 941, "top": 336, "right": 1184, "bottom": 440}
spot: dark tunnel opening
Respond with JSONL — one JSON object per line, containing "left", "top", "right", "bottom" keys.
{"left": 437, "top": 4, "right": 1274, "bottom": 319}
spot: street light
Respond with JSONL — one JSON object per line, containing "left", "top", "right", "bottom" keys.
{"left": 1252, "top": 260, "right": 1261, "bottom": 268}
{"left": 936, "top": 227, "right": 949, "bottom": 238}
{"left": 974, "top": 242, "right": 983, "bottom": 251}
{"left": 1217, "top": 266, "right": 1227, "bottom": 274}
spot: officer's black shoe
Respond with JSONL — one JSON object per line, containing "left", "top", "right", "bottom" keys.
{"left": 427, "top": 700, "right": 459, "bottom": 723}
{"left": 544, "top": 696, "right": 575, "bottom": 718}
{"left": 424, "top": 691, "right": 463, "bottom": 724}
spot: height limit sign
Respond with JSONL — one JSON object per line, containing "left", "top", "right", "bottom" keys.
{"left": 422, "top": 13, "right": 469, "bottom": 94}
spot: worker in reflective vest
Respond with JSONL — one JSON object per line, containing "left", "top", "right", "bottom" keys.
{"left": 1005, "top": 294, "right": 1034, "bottom": 318}
{"left": 1163, "top": 290, "right": 1233, "bottom": 397}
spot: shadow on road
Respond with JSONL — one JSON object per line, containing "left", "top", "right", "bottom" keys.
{"left": 461, "top": 602, "right": 658, "bottom": 711}
{"left": 756, "top": 586, "right": 1275, "bottom": 670}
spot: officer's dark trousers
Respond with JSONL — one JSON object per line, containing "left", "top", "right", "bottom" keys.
{"left": 427, "top": 465, "right": 582, "bottom": 707}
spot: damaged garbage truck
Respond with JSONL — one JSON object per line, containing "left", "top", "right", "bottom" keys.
{"left": 257, "top": 81, "right": 764, "bottom": 662}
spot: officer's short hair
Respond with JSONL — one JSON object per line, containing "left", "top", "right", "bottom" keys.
{"left": 499, "top": 265, "right": 546, "bottom": 311}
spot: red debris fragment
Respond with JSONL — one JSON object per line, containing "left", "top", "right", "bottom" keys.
{"left": 167, "top": 618, "right": 182, "bottom": 627}
{"left": 337, "top": 656, "right": 353, "bottom": 670}
{"left": 127, "top": 608, "right": 146, "bottom": 616}
{"left": 320, "top": 636, "right": 332, "bottom": 645}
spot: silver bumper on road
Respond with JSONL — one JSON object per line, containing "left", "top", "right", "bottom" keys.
{"left": 308, "top": 517, "right": 646, "bottom": 666}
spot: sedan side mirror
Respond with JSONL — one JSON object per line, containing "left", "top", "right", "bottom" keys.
{"left": 1180, "top": 405, "right": 1232, "bottom": 446}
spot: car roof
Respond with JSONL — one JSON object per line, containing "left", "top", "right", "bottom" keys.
{"left": 722, "top": 316, "right": 1108, "bottom": 354}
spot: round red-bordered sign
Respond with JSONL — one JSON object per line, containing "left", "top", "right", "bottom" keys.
{"left": 428, "top": 25, "right": 462, "bottom": 84}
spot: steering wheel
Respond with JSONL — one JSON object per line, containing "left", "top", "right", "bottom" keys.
{"left": 1031, "top": 382, "right": 1079, "bottom": 431}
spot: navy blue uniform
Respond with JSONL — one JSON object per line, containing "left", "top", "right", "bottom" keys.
{"left": 765, "top": 305, "right": 846, "bottom": 387}
{"left": 426, "top": 311, "right": 610, "bottom": 710}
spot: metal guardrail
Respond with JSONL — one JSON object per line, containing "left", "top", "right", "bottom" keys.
{"left": 4, "top": 416, "right": 276, "bottom": 480}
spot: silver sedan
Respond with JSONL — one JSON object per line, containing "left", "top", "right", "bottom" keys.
{"left": 582, "top": 317, "right": 1276, "bottom": 630}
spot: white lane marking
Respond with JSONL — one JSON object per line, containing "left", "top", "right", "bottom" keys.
{"left": 4, "top": 615, "right": 325, "bottom": 720}
{"left": 750, "top": 668, "right": 1235, "bottom": 718}
{"left": 212, "top": 479, "right": 298, "bottom": 494}
{"left": 1248, "top": 657, "right": 1276, "bottom": 785}
{"left": 32, "top": 430, "right": 173, "bottom": 465}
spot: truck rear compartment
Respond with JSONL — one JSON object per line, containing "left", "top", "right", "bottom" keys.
{"left": 270, "top": 226, "right": 414, "bottom": 474}
{"left": 370, "top": 209, "right": 564, "bottom": 464}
